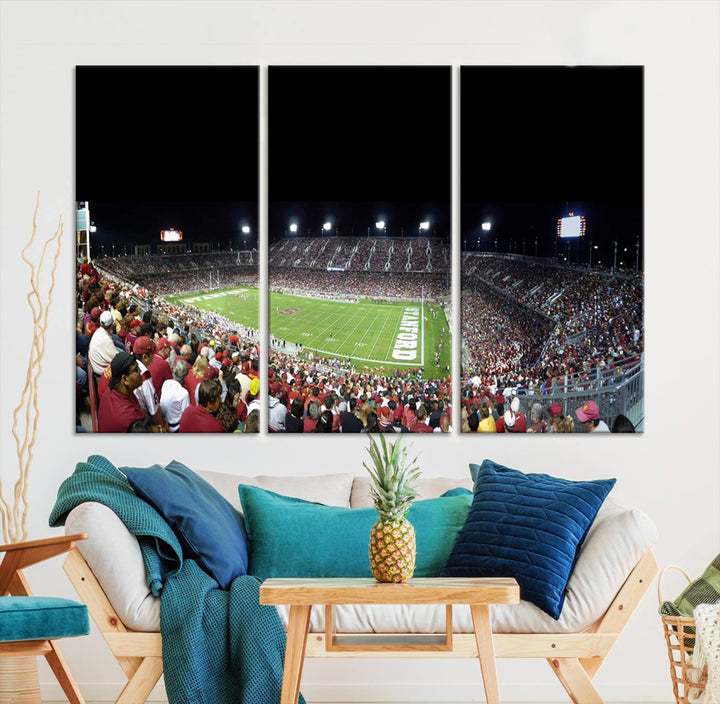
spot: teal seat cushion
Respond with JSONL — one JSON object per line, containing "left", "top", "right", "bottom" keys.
{"left": 0, "top": 597, "right": 89, "bottom": 642}
{"left": 238, "top": 485, "right": 472, "bottom": 580}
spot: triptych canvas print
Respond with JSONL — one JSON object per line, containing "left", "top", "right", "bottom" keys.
{"left": 75, "top": 66, "right": 643, "bottom": 434}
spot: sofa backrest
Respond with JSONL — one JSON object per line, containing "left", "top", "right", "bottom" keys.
{"left": 197, "top": 470, "right": 356, "bottom": 511}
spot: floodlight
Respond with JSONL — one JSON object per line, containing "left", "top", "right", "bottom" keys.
{"left": 323, "top": 222, "right": 332, "bottom": 231}
{"left": 376, "top": 221, "right": 385, "bottom": 230}
{"left": 419, "top": 221, "right": 430, "bottom": 231}
{"left": 481, "top": 222, "right": 491, "bottom": 231}
{"left": 89, "top": 225, "right": 97, "bottom": 233}
{"left": 242, "top": 226, "right": 250, "bottom": 234}
{"left": 289, "top": 223, "right": 298, "bottom": 233}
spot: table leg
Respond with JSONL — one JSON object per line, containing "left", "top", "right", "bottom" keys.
{"left": 281, "top": 604, "right": 312, "bottom": 704}
{"left": 470, "top": 604, "right": 501, "bottom": 704}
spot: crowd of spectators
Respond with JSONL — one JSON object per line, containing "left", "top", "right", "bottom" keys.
{"left": 459, "top": 393, "right": 636, "bottom": 434}
{"left": 270, "top": 270, "right": 449, "bottom": 300}
{"left": 76, "top": 257, "right": 260, "bottom": 433}
{"left": 461, "top": 253, "right": 644, "bottom": 392}
{"left": 269, "top": 236, "right": 450, "bottom": 274}
{"left": 267, "top": 349, "right": 452, "bottom": 434}
{"left": 98, "top": 251, "right": 257, "bottom": 297}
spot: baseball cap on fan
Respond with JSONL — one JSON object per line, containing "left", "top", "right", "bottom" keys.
{"left": 132, "top": 336, "right": 156, "bottom": 355}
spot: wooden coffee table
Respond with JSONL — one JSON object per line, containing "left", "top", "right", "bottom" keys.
{"left": 260, "top": 577, "right": 520, "bottom": 704}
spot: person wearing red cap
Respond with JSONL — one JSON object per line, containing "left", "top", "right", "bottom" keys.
{"left": 548, "top": 402, "right": 563, "bottom": 433}
{"left": 148, "top": 338, "right": 173, "bottom": 397}
{"left": 575, "top": 400, "right": 610, "bottom": 432}
{"left": 132, "top": 336, "right": 165, "bottom": 429}
{"left": 179, "top": 380, "right": 224, "bottom": 433}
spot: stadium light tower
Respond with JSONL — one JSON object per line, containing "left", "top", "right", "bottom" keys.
{"left": 289, "top": 223, "right": 298, "bottom": 234}
{"left": 376, "top": 220, "right": 386, "bottom": 235}
{"left": 419, "top": 221, "right": 430, "bottom": 231}
{"left": 481, "top": 222, "right": 491, "bottom": 231}
{"left": 242, "top": 226, "right": 250, "bottom": 234}
{"left": 323, "top": 222, "right": 332, "bottom": 232}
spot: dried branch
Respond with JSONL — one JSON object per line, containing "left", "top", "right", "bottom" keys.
{"left": 0, "top": 193, "right": 63, "bottom": 543}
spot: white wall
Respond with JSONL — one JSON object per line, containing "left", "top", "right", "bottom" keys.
{"left": 1, "top": 2, "right": 718, "bottom": 702}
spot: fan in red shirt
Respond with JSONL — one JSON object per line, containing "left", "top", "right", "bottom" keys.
{"left": 179, "top": 379, "right": 224, "bottom": 433}
{"left": 97, "top": 352, "right": 147, "bottom": 433}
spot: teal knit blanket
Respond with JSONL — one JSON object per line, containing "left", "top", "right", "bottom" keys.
{"left": 50, "top": 455, "right": 304, "bottom": 704}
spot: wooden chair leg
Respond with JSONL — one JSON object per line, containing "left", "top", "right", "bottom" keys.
{"left": 45, "top": 640, "right": 86, "bottom": 704}
{"left": 580, "top": 657, "right": 605, "bottom": 679}
{"left": 470, "top": 604, "right": 501, "bottom": 704}
{"left": 282, "top": 605, "right": 312, "bottom": 704}
{"left": 548, "top": 657, "right": 604, "bottom": 704}
{"left": 115, "top": 656, "right": 163, "bottom": 704}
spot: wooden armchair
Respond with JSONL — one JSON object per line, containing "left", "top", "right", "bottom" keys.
{"left": 0, "top": 533, "right": 89, "bottom": 704}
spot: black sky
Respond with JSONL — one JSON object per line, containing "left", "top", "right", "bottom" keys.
{"left": 461, "top": 66, "right": 643, "bottom": 261}
{"left": 76, "top": 66, "right": 258, "bottom": 252}
{"left": 269, "top": 66, "right": 451, "bottom": 243}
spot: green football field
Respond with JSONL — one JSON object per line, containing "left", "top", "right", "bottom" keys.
{"left": 168, "top": 287, "right": 260, "bottom": 331}
{"left": 167, "top": 287, "right": 451, "bottom": 375}
{"left": 270, "top": 292, "right": 451, "bottom": 375}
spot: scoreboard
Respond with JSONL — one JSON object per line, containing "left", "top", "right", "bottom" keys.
{"left": 557, "top": 213, "right": 586, "bottom": 238}
{"left": 161, "top": 228, "right": 183, "bottom": 242}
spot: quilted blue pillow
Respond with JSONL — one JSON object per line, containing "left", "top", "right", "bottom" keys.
{"left": 442, "top": 459, "right": 615, "bottom": 619}
{"left": 122, "top": 460, "right": 248, "bottom": 589}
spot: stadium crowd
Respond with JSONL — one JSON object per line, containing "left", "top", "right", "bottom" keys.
{"left": 99, "top": 251, "right": 257, "bottom": 297}
{"left": 270, "top": 236, "right": 450, "bottom": 273}
{"left": 267, "top": 349, "right": 452, "bottom": 433}
{"left": 460, "top": 253, "right": 643, "bottom": 433}
{"left": 76, "top": 257, "right": 260, "bottom": 433}
{"left": 270, "top": 270, "right": 449, "bottom": 300}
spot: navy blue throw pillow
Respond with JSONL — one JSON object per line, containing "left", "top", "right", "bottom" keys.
{"left": 122, "top": 460, "right": 247, "bottom": 588}
{"left": 442, "top": 459, "right": 615, "bottom": 619}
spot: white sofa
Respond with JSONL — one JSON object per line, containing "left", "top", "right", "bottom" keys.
{"left": 63, "top": 469, "right": 659, "bottom": 704}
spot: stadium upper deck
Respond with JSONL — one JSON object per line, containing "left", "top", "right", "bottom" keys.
{"left": 269, "top": 236, "right": 450, "bottom": 273}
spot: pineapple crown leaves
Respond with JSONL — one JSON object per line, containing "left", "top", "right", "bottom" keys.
{"left": 363, "top": 434, "right": 422, "bottom": 521}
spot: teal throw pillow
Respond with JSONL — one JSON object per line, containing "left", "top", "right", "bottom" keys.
{"left": 122, "top": 460, "right": 248, "bottom": 589}
{"left": 238, "top": 485, "right": 471, "bottom": 580}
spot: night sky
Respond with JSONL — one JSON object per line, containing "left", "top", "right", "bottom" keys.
{"left": 461, "top": 66, "right": 643, "bottom": 266}
{"left": 269, "top": 66, "right": 451, "bottom": 243}
{"left": 76, "top": 66, "right": 258, "bottom": 253}
{"left": 76, "top": 65, "right": 641, "bottom": 267}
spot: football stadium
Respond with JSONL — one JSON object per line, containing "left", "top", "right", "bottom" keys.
{"left": 76, "top": 243, "right": 261, "bottom": 434}
{"left": 460, "top": 247, "right": 644, "bottom": 434}
{"left": 268, "top": 232, "right": 453, "bottom": 433}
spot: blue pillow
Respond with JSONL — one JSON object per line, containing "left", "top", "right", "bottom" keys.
{"left": 122, "top": 460, "right": 247, "bottom": 588}
{"left": 238, "top": 485, "right": 472, "bottom": 580}
{"left": 442, "top": 459, "right": 615, "bottom": 619}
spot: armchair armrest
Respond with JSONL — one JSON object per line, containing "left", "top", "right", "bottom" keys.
{"left": 1, "top": 533, "right": 87, "bottom": 595}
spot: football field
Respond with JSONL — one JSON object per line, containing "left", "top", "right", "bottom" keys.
{"left": 270, "top": 292, "right": 451, "bottom": 375}
{"left": 168, "top": 287, "right": 260, "bottom": 331}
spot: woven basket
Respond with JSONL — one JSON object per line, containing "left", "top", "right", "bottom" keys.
{"left": 659, "top": 565, "right": 708, "bottom": 704}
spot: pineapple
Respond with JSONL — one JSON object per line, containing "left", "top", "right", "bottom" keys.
{"left": 364, "top": 434, "right": 421, "bottom": 583}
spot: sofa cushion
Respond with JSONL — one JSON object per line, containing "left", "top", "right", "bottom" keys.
{"left": 442, "top": 459, "right": 616, "bottom": 619}
{"left": 64, "top": 486, "right": 657, "bottom": 635}
{"left": 199, "top": 470, "right": 355, "bottom": 512}
{"left": 121, "top": 460, "right": 247, "bottom": 589}
{"left": 65, "top": 501, "right": 161, "bottom": 631}
{"left": 239, "top": 485, "right": 472, "bottom": 580}
{"left": 350, "top": 475, "right": 473, "bottom": 509}
{"left": 0, "top": 597, "right": 89, "bottom": 642}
